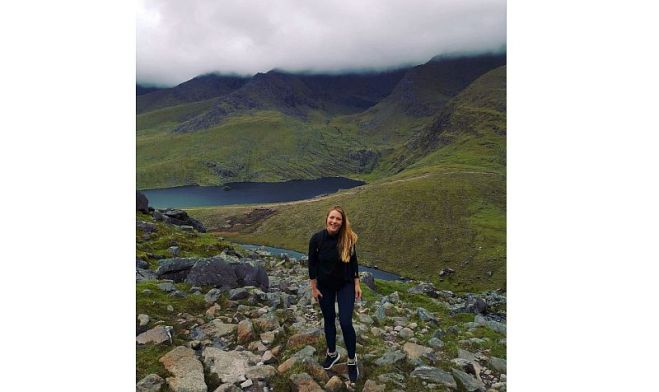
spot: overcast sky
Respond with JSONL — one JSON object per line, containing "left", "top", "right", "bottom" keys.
{"left": 137, "top": 0, "right": 506, "bottom": 86}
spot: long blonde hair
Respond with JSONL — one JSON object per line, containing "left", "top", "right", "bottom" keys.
{"left": 326, "top": 205, "right": 358, "bottom": 263}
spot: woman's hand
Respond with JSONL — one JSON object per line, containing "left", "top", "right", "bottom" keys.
{"left": 355, "top": 283, "right": 362, "bottom": 301}
{"left": 311, "top": 287, "right": 323, "bottom": 302}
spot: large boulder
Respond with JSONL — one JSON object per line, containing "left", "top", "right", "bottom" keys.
{"left": 411, "top": 366, "right": 457, "bottom": 389}
{"left": 159, "top": 346, "right": 207, "bottom": 392}
{"left": 232, "top": 262, "right": 269, "bottom": 291}
{"left": 137, "top": 191, "right": 149, "bottom": 213}
{"left": 156, "top": 258, "right": 197, "bottom": 282}
{"left": 136, "top": 374, "right": 165, "bottom": 392}
{"left": 360, "top": 271, "right": 376, "bottom": 291}
{"left": 136, "top": 325, "right": 171, "bottom": 345}
{"left": 202, "top": 347, "right": 259, "bottom": 385}
{"left": 154, "top": 208, "right": 206, "bottom": 232}
{"left": 184, "top": 258, "right": 238, "bottom": 288}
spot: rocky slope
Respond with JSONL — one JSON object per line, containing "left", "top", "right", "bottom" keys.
{"left": 137, "top": 197, "right": 507, "bottom": 391}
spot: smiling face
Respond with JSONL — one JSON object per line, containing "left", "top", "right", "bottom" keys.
{"left": 326, "top": 209, "right": 343, "bottom": 235}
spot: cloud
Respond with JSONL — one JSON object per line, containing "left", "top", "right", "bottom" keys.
{"left": 137, "top": 0, "right": 506, "bottom": 86}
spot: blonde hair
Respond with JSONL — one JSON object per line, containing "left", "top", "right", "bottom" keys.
{"left": 326, "top": 205, "right": 358, "bottom": 263}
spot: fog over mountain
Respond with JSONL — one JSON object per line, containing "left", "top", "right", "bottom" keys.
{"left": 137, "top": 0, "right": 506, "bottom": 86}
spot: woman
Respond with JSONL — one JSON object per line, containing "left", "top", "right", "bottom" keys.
{"left": 308, "top": 205, "right": 362, "bottom": 383}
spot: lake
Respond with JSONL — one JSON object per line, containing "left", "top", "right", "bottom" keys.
{"left": 239, "top": 243, "right": 408, "bottom": 282}
{"left": 140, "top": 177, "right": 365, "bottom": 208}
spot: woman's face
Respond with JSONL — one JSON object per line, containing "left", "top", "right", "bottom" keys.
{"left": 326, "top": 210, "right": 343, "bottom": 234}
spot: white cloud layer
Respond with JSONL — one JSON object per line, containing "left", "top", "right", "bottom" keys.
{"left": 137, "top": 0, "right": 506, "bottom": 86}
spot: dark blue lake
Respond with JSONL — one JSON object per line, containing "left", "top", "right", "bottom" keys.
{"left": 140, "top": 177, "right": 365, "bottom": 208}
{"left": 239, "top": 243, "right": 408, "bottom": 282}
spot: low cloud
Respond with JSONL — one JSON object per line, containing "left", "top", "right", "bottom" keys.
{"left": 137, "top": 0, "right": 506, "bottom": 86}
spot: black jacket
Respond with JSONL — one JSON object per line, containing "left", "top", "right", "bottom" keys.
{"left": 308, "top": 229, "right": 359, "bottom": 290}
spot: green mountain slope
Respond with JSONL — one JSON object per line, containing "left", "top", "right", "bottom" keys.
{"left": 186, "top": 67, "right": 507, "bottom": 292}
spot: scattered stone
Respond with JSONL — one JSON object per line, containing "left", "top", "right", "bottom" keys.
{"left": 159, "top": 346, "right": 207, "bottom": 392}
{"left": 137, "top": 325, "right": 171, "bottom": 345}
{"left": 289, "top": 372, "right": 323, "bottom": 392}
{"left": 411, "top": 366, "right": 457, "bottom": 389}
{"left": 236, "top": 319, "right": 255, "bottom": 344}
{"left": 136, "top": 374, "right": 165, "bottom": 392}
{"left": 214, "top": 385, "right": 241, "bottom": 392}
{"left": 137, "top": 268, "right": 158, "bottom": 282}
{"left": 452, "top": 368, "right": 486, "bottom": 392}
{"left": 138, "top": 314, "right": 150, "bottom": 327}
{"left": 398, "top": 327, "right": 414, "bottom": 339}
{"left": 300, "top": 357, "right": 329, "bottom": 384}
{"left": 403, "top": 342, "right": 433, "bottom": 363}
{"left": 168, "top": 246, "right": 181, "bottom": 257}
{"left": 203, "top": 320, "right": 237, "bottom": 338}
{"left": 157, "top": 282, "right": 176, "bottom": 292}
{"left": 407, "top": 283, "right": 439, "bottom": 298}
{"left": 362, "top": 379, "right": 386, "bottom": 392}
{"left": 205, "top": 289, "right": 223, "bottom": 304}
{"left": 229, "top": 288, "right": 249, "bottom": 300}
{"left": 287, "top": 328, "right": 322, "bottom": 350}
{"left": 416, "top": 307, "right": 438, "bottom": 323}
{"left": 325, "top": 375, "right": 345, "bottom": 392}
{"left": 374, "top": 349, "right": 406, "bottom": 366}
{"left": 137, "top": 258, "right": 150, "bottom": 269}
{"left": 202, "top": 347, "right": 259, "bottom": 385}
{"left": 428, "top": 337, "right": 444, "bottom": 349}
{"left": 167, "top": 305, "right": 174, "bottom": 312}
{"left": 245, "top": 365, "right": 276, "bottom": 381}
{"left": 262, "top": 350, "right": 275, "bottom": 364}
{"left": 488, "top": 357, "right": 507, "bottom": 373}
{"left": 439, "top": 268, "right": 455, "bottom": 277}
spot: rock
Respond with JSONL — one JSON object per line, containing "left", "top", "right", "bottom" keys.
{"left": 360, "top": 272, "right": 376, "bottom": 291}
{"left": 377, "top": 373, "right": 405, "bottom": 388}
{"left": 156, "top": 258, "right": 197, "bottom": 282}
{"left": 157, "top": 281, "right": 177, "bottom": 292}
{"left": 154, "top": 208, "right": 206, "bottom": 232}
{"left": 137, "top": 268, "right": 158, "bottom": 282}
{"left": 411, "top": 366, "right": 456, "bottom": 389}
{"left": 277, "top": 346, "right": 317, "bottom": 373}
{"left": 213, "top": 385, "right": 241, "bottom": 392}
{"left": 398, "top": 327, "right": 414, "bottom": 339}
{"left": 180, "top": 225, "right": 195, "bottom": 232}
{"left": 474, "top": 315, "right": 506, "bottom": 336}
{"left": 358, "top": 314, "right": 374, "bottom": 325}
{"left": 232, "top": 262, "right": 269, "bottom": 291}
{"left": 416, "top": 307, "right": 438, "bottom": 323}
{"left": 428, "top": 337, "right": 444, "bottom": 349}
{"left": 289, "top": 373, "right": 323, "bottom": 392}
{"left": 253, "top": 314, "right": 280, "bottom": 331}
{"left": 362, "top": 379, "right": 385, "bottom": 391}
{"left": 136, "top": 373, "right": 165, "bottom": 392}
{"left": 403, "top": 342, "right": 433, "bottom": 363}
{"left": 287, "top": 328, "right": 322, "bottom": 350}
{"left": 159, "top": 346, "right": 207, "bottom": 392}
{"left": 137, "top": 314, "right": 150, "bottom": 327}
{"left": 325, "top": 375, "right": 345, "bottom": 391}
{"left": 300, "top": 357, "right": 329, "bottom": 384}
{"left": 137, "top": 258, "right": 150, "bottom": 269}
{"left": 137, "top": 191, "right": 149, "bottom": 212}
{"left": 488, "top": 357, "right": 507, "bottom": 373}
{"left": 439, "top": 268, "right": 455, "bottom": 277}
{"left": 202, "top": 347, "right": 259, "bottom": 385}
{"left": 374, "top": 350, "right": 405, "bottom": 366}
{"left": 452, "top": 368, "right": 486, "bottom": 391}
{"left": 260, "top": 331, "right": 276, "bottom": 345}
{"left": 229, "top": 287, "right": 249, "bottom": 300}
{"left": 168, "top": 246, "right": 181, "bottom": 257}
{"left": 239, "top": 379, "right": 252, "bottom": 388}
{"left": 262, "top": 350, "right": 275, "bottom": 364}
{"left": 203, "top": 320, "right": 237, "bottom": 338}
{"left": 137, "top": 326, "right": 171, "bottom": 345}
{"left": 245, "top": 365, "right": 276, "bottom": 380}
{"left": 186, "top": 258, "right": 238, "bottom": 288}
{"left": 205, "top": 289, "right": 223, "bottom": 305}
{"left": 236, "top": 319, "right": 255, "bottom": 344}
{"left": 407, "top": 283, "right": 439, "bottom": 298}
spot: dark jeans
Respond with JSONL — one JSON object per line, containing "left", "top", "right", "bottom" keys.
{"left": 317, "top": 281, "right": 357, "bottom": 359}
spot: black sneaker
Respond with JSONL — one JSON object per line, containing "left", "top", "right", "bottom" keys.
{"left": 322, "top": 351, "right": 340, "bottom": 370}
{"left": 347, "top": 355, "right": 359, "bottom": 382}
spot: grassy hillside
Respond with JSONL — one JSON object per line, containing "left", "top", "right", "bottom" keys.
{"left": 184, "top": 66, "right": 507, "bottom": 292}
{"left": 187, "top": 165, "right": 505, "bottom": 292}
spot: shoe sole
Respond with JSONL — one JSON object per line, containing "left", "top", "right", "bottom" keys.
{"left": 323, "top": 352, "right": 340, "bottom": 370}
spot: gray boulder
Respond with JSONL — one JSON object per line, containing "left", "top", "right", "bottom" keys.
{"left": 137, "top": 258, "right": 150, "bottom": 269}
{"left": 159, "top": 346, "right": 207, "bottom": 392}
{"left": 232, "top": 262, "right": 269, "bottom": 291}
{"left": 136, "top": 374, "right": 164, "bottom": 392}
{"left": 154, "top": 208, "right": 206, "bottom": 232}
{"left": 411, "top": 366, "right": 456, "bottom": 388}
{"left": 360, "top": 271, "right": 376, "bottom": 291}
{"left": 156, "top": 258, "right": 197, "bottom": 282}
{"left": 137, "top": 268, "right": 157, "bottom": 282}
{"left": 452, "top": 368, "right": 486, "bottom": 392}
{"left": 374, "top": 350, "right": 406, "bottom": 366}
{"left": 489, "top": 356, "right": 507, "bottom": 373}
{"left": 416, "top": 307, "right": 438, "bottom": 323}
{"left": 202, "top": 347, "right": 259, "bottom": 385}
{"left": 184, "top": 258, "right": 237, "bottom": 288}
{"left": 229, "top": 287, "right": 249, "bottom": 300}
{"left": 137, "top": 191, "right": 149, "bottom": 212}
{"left": 407, "top": 283, "right": 439, "bottom": 298}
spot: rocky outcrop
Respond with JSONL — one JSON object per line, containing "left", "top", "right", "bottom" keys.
{"left": 159, "top": 346, "right": 207, "bottom": 392}
{"left": 137, "top": 191, "right": 149, "bottom": 212}
{"left": 153, "top": 208, "right": 206, "bottom": 232}
{"left": 154, "top": 256, "right": 269, "bottom": 291}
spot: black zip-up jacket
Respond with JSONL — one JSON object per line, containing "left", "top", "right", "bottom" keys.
{"left": 308, "top": 229, "right": 359, "bottom": 290}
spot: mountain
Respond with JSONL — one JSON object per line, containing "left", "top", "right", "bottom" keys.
{"left": 173, "top": 69, "right": 408, "bottom": 133}
{"left": 137, "top": 73, "right": 250, "bottom": 114}
{"left": 136, "top": 84, "right": 163, "bottom": 96}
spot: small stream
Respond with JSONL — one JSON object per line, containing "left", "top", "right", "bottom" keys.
{"left": 239, "top": 243, "right": 408, "bottom": 282}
